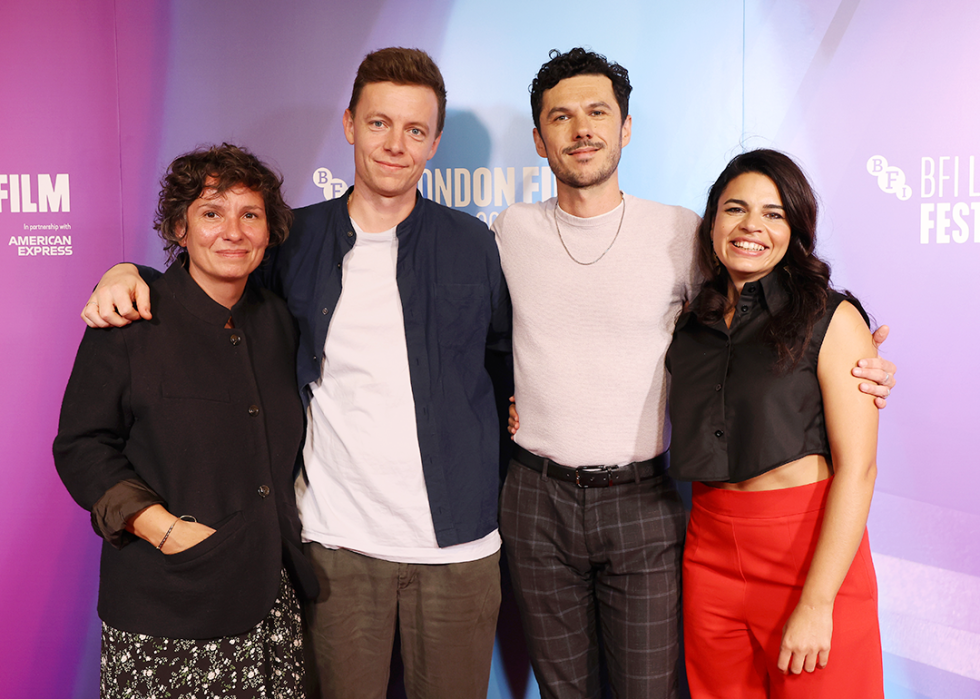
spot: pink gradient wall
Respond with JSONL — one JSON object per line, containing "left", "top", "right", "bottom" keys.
{"left": 1, "top": 1, "right": 975, "bottom": 697}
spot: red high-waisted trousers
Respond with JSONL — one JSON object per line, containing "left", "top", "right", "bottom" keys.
{"left": 683, "top": 479, "right": 884, "bottom": 698}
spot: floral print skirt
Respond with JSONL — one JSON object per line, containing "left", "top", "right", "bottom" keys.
{"left": 100, "top": 569, "right": 305, "bottom": 698}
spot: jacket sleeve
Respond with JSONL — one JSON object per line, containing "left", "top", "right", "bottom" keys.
{"left": 90, "top": 478, "right": 165, "bottom": 548}
{"left": 53, "top": 325, "right": 162, "bottom": 547}
{"left": 485, "top": 230, "right": 512, "bottom": 356}
{"left": 135, "top": 264, "right": 163, "bottom": 284}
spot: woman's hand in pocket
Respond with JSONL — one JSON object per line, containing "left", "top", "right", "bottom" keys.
{"left": 127, "top": 505, "right": 216, "bottom": 555}
{"left": 161, "top": 519, "right": 216, "bottom": 555}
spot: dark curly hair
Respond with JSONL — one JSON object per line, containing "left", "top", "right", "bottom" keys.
{"left": 530, "top": 48, "right": 632, "bottom": 131}
{"left": 692, "top": 149, "right": 831, "bottom": 368}
{"left": 349, "top": 47, "right": 447, "bottom": 135}
{"left": 154, "top": 143, "right": 293, "bottom": 262}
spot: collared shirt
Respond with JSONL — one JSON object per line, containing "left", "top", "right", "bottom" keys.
{"left": 254, "top": 189, "right": 510, "bottom": 548}
{"left": 666, "top": 271, "right": 865, "bottom": 483}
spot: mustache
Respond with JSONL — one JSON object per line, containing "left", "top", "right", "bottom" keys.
{"left": 562, "top": 141, "right": 604, "bottom": 156}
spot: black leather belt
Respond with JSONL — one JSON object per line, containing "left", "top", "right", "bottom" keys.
{"left": 511, "top": 444, "right": 667, "bottom": 488}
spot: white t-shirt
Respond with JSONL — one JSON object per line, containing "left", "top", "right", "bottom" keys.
{"left": 297, "top": 220, "right": 499, "bottom": 563}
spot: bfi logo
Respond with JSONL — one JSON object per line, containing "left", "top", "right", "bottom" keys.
{"left": 313, "top": 168, "right": 348, "bottom": 200}
{"left": 866, "top": 156, "right": 911, "bottom": 201}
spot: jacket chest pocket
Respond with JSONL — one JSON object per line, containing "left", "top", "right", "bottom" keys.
{"left": 435, "top": 283, "right": 487, "bottom": 349}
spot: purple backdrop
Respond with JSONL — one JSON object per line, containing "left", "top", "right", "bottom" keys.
{"left": 2, "top": 1, "right": 976, "bottom": 697}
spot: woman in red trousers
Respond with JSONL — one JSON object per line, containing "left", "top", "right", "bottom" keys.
{"left": 666, "top": 149, "right": 884, "bottom": 698}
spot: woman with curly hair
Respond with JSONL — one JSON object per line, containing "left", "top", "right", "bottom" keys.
{"left": 54, "top": 144, "right": 317, "bottom": 698}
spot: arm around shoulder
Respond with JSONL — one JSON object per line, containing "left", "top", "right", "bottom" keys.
{"left": 853, "top": 323, "right": 897, "bottom": 408}
{"left": 82, "top": 262, "right": 155, "bottom": 328}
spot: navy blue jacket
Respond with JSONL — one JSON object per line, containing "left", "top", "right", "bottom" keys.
{"left": 254, "top": 189, "right": 511, "bottom": 548}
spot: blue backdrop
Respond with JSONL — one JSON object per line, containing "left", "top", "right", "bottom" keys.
{"left": 1, "top": 1, "right": 977, "bottom": 697}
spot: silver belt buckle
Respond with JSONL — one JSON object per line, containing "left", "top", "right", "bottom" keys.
{"left": 575, "top": 466, "right": 613, "bottom": 488}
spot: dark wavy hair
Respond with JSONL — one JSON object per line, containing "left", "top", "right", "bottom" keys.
{"left": 530, "top": 48, "right": 632, "bottom": 131}
{"left": 154, "top": 143, "right": 293, "bottom": 262}
{"left": 349, "top": 47, "right": 447, "bottom": 135}
{"left": 692, "top": 149, "right": 830, "bottom": 368}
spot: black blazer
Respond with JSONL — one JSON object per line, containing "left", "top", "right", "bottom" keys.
{"left": 54, "top": 259, "right": 316, "bottom": 639}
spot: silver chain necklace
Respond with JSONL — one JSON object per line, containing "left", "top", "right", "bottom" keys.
{"left": 554, "top": 198, "right": 626, "bottom": 266}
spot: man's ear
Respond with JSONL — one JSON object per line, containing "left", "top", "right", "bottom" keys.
{"left": 532, "top": 128, "right": 548, "bottom": 159}
{"left": 620, "top": 114, "right": 632, "bottom": 148}
{"left": 427, "top": 131, "right": 442, "bottom": 160}
{"left": 343, "top": 109, "right": 355, "bottom": 146}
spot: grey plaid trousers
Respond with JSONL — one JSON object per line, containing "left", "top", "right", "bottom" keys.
{"left": 500, "top": 458, "right": 685, "bottom": 699}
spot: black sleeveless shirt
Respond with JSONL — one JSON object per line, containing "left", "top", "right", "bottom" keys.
{"left": 665, "top": 272, "right": 867, "bottom": 483}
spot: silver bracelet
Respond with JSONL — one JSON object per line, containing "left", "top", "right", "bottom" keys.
{"left": 156, "top": 517, "right": 180, "bottom": 550}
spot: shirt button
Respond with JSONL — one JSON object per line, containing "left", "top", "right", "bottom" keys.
{"left": 322, "top": 308, "right": 328, "bottom": 315}
{"left": 714, "top": 384, "right": 722, "bottom": 391}
{"left": 714, "top": 430, "right": 724, "bottom": 438}
{"left": 248, "top": 405, "right": 260, "bottom": 417}
{"left": 229, "top": 333, "right": 242, "bottom": 345}
{"left": 337, "top": 263, "right": 341, "bottom": 269}
{"left": 740, "top": 305, "right": 749, "bottom": 313}
{"left": 347, "top": 231, "right": 354, "bottom": 238}
{"left": 257, "top": 485, "right": 270, "bottom": 497}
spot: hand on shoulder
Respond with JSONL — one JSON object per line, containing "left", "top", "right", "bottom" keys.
{"left": 81, "top": 263, "right": 152, "bottom": 328}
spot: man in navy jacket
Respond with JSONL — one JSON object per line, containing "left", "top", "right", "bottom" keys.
{"left": 83, "top": 48, "right": 510, "bottom": 699}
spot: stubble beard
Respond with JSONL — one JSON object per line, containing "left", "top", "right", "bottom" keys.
{"left": 548, "top": 140, "right": 623, "bottom": 190}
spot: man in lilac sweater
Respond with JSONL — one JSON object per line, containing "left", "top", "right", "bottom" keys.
{"left": 493, "top": 47, "right": 896, "bottom": 699}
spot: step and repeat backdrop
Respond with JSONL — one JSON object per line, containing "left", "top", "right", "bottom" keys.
{"left": 1, "top": 1, "right": 976, "bottom": 697}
